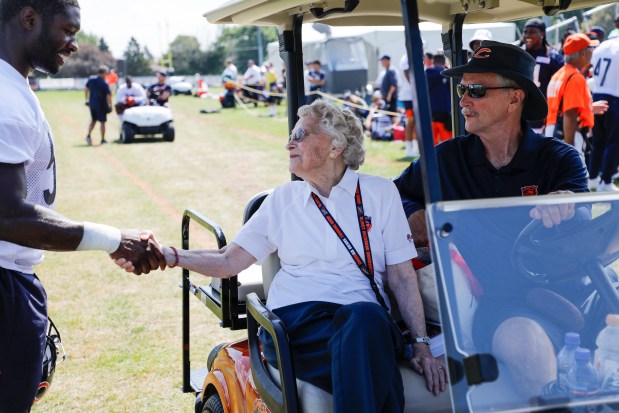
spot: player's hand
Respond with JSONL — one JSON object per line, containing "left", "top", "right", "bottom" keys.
{"left": 109, "top": 230, "right": 165, "bottom": 275}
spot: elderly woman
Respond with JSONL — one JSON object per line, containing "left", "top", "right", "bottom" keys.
{"left": 116, "top": 100, "right": 446, "bottom": 412}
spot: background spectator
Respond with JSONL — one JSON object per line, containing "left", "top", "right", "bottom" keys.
{"left": 85, "top": 66, "right": 112, "bottom": 145}
{"left": 147, "top": 71, "right": 172, "bottom": 106}
{"left": 521, "top": 18, "right": 565, "bottom": 133}
{"left": 468, "top": 29, "right": 492, "bottom": 53}
{"left": 425, "top": 53, "right": 452, "bottom": 145}
{"left": 588, "top": 33, "right": 619, "bottom": 191}
{"left": 399, "top": 54, "right": 419, "bottom": 157}
{"left": 379, "top": 55, "right": 398, "bottom": 119}
{"left": 306, "top": 60, "right": 326, "bottom": 104}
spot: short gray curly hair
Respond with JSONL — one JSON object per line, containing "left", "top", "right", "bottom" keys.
{"left": 297, "top": 100, "right": 365, "bottom": 170}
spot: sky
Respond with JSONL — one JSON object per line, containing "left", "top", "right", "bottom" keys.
{"left": 78, "top": 0, "right": 227, "bottom": 58}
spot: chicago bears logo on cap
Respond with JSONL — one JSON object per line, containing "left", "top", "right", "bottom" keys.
{"left": 521, "top": 185, "right": 538, "bottom": 196}
{"left": 473, "top": 47, "right": 492, "bottom": 59}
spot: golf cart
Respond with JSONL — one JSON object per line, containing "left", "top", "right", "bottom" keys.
{"left": 119, "top": 92, "right": 175, "bottom": 144}
{"left": 170, "top": 76, "right": 194, "bottom": 96}
{"left": 179, "top": 1, "right": 619, "bottom": 412}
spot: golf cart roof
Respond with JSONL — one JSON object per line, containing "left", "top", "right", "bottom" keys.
{"left": 205, "top": 0, "right": 611, "bottom": 27}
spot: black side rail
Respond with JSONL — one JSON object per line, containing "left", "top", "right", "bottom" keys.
{"left": 182, "top": 208, "right": 233, "bottom": 393}
{"left": 246, "top": 293, "right": 299, "bottom": 413}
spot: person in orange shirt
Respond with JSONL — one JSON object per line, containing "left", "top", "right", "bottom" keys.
{"left": 105, "top": 68, "right": 118, "bottom": 91}
{"left": 545, "top": 33, "right": 607, "bottom": 158}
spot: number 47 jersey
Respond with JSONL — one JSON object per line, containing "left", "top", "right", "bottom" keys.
{"left": 0, "top": 59, "right": 57, "bottom": 274}
{"left": 591, "top": 39, "right": 619, "bottom": 98}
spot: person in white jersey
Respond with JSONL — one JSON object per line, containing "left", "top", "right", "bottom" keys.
{"left": 0, "top": 1, "right": 165, "bottom": 411}
{"left": 115, "top": 75, "right": 147, "bottom": 121}
{"left": 588, "top": 36, "right": 619, "bottom": 191}
{"left": 242, "top": 59, "right": 263, "bottom": 106}
{"left": 221, "top": 57, "right": 238, "bottom": 82}
{"left": 399, "top": 54, "right": 419, "bottom": 158}
{"left": 116, "top": 100, "right": 448, "bottom": 412}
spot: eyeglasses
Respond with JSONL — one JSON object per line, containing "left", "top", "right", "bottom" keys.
{"left": 456, "top": 84, "right": 519, "bottom": 99}
{"left": 289, "top": 128, "right": 317, "bottom": 143}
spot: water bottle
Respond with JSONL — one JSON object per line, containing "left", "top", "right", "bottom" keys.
{"left": 557, "top": 332, "right": 581, "bottom": 393}
{"left": 594, "top": 314, "right": 619, "bottom": 391}
{"left": 567, "top": 348, "right": 600, "bottom": 398}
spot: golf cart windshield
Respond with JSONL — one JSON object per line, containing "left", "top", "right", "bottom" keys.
{"left": 428, "top": 192, "right": 619, "bottom": 412}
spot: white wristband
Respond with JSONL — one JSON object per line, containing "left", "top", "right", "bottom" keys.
{"left": 77, "top": 222, "right": 122, "bottom": 254}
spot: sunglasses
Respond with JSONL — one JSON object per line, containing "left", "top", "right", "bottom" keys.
{"left": 289, "top": 128, "right": 317, "bottom": 143}
{"left": 456, "top": 84, "right": 519, "bottom": 99}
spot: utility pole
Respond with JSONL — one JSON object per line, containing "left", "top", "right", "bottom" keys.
{"left": 257, "top": 27, "right": 264, "bottom": 65}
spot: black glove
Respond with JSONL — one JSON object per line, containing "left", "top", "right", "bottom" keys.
{"left": 106, "top": 104, "right": 112, "bottom": 114}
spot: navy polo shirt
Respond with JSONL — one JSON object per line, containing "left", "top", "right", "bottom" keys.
{"left": 425, "top": 66, "right": 451, "bottom": 115}
{"left": 394, "top": 123, "right": 589, "bottom": 215}
{"left": 394, "top": 124, "right": 589, "bottom": 296}
{"left": 86, "top": 76, "right": 110, "bottom": 109}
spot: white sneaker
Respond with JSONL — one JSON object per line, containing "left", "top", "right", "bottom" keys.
{"left": 597, "top": 181, "right": 619, "bottom": 192}
{"left": 588, "top": 178, "right": 600, "bottom": 190}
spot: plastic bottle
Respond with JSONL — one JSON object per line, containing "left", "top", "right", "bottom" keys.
{"left": 594, "top": 314, "right": 619, "bottom": 391}
{"left": 557, "top": 332, "right": 581, "bottom": 393}
{"left": 567, "top": 348, "right": 600, "bottom": 398}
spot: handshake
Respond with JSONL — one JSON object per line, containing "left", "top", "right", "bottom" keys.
{"left": 110, "top": 230, "right": 176, "bottom": 275}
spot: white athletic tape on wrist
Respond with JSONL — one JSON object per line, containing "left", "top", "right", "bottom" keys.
{"left": 77, "top": 222, "right": 122, "bottom": 254}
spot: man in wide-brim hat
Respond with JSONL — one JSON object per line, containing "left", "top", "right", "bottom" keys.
{"left": 394, "top": 40, "right": 589, "bottom": 398}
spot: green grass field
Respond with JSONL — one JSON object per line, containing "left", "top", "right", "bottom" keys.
{"left": 34, "top": 90, "right": 411, "bottom": 412}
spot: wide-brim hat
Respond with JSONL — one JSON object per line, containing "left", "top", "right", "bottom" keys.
{"left": 442, "top": 40, "right": 547, "bottom": 121}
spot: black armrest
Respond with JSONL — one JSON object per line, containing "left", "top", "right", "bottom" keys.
{"left": 181, "top": 208, "right": 230, "bottom": 393}
{"left": 246, "top": 293, "right": 299, "bottom": 413}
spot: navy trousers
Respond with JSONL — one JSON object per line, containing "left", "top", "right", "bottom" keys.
{"left": 589, "top": 94, "right": 619, "bottom": 184}
{"left": 260, "top": 301, "right": 405, "bottom": 413}
{"left": 0, "top": 268, "right": 47, "bottom": 413}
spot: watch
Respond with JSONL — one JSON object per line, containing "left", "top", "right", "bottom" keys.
{"left": 413, "top": 336, "right": 430, "bottom": 345}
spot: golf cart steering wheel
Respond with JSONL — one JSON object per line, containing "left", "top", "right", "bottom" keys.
{"left": 511, "top": 219, "right": 560, "bottom": 283}
{"left": 512, "top": 203, "right": 619, "bottom": 284}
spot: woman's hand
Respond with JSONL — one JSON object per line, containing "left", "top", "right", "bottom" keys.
{"left": 410, "top": 344, "right": 448, "bottom": 395}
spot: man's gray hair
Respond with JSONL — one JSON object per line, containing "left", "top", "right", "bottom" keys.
{"left": 496, "top": 73, "right": 527, "bottom": 110}
{"left": 298, "top": 100, "right": 365, "bottom": 170}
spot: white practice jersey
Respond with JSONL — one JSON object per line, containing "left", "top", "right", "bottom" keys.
{"left": 398, "top": 54, "right": 413, "bottom": 102}
{"left": 116, "top": 82, "right": 147, "bottom": 104}
{"left": 591, "top": 38, "right": 619, "bottom": 98}
{"left": 0, "top": 59, "right": 56, "bottom": 273}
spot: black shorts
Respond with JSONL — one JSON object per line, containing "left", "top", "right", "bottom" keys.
{"left": 0, "top": 267, "right": 48, "bottom": 412}
{"left": 90, "top": 106, "right": 107, "bottom": 122}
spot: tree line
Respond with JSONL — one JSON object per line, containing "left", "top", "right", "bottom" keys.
{"left": 36, "top": 26, "right": 278, "bottom": 78}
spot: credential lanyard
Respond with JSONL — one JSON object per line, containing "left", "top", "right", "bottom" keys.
{"left": 311, "top": 180, "right": 389, "bottom": 312}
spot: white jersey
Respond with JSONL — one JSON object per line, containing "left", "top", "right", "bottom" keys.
{"left": 398, "top": 54, "right": 413, "bottom": 101}
{"left": 0, "top": 59, "right": 56, "bottom": 273}
{"left": 591, "top": 38, "right": 619, "bottom": 98}
{"left": 243, "top": 65, "right": 262, "bottom": 85}
{"left": 222, "top": 63, "right": 238, "bottom": 79}
{"left": 116, "top": 82, "right": 146, "bottom": 105}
